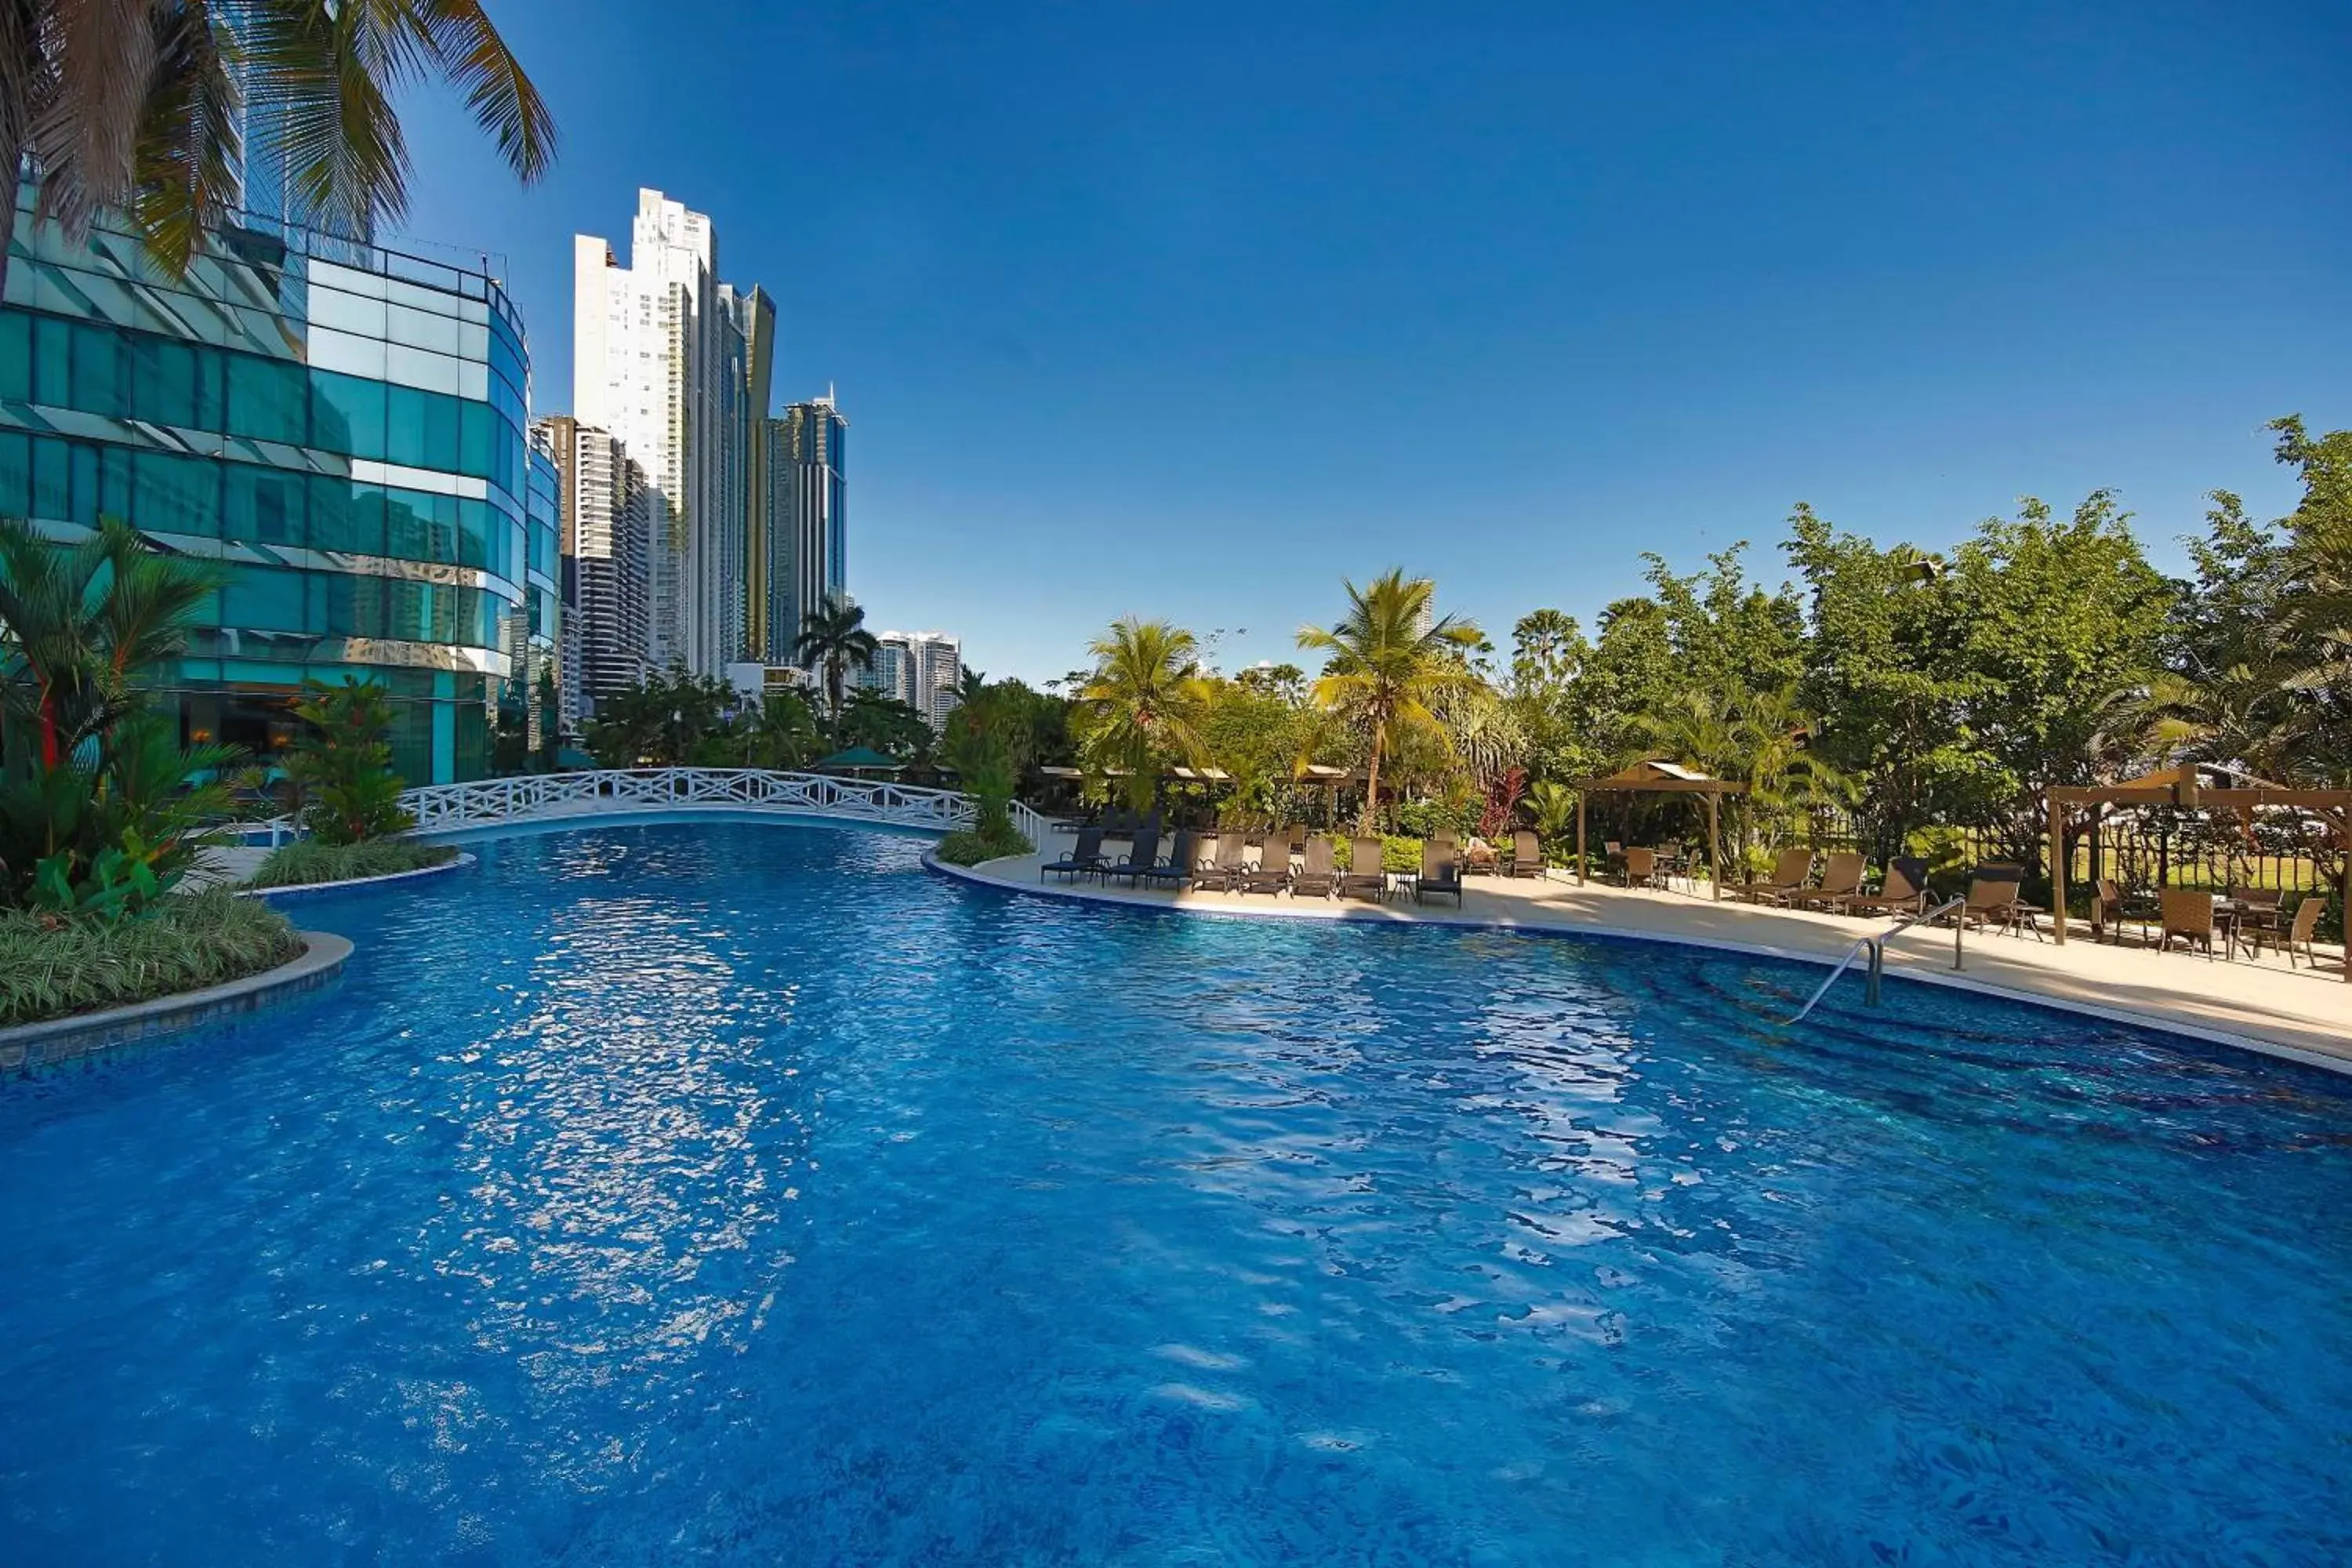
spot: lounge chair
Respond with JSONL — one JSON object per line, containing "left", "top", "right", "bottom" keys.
{"left": 1192, "top": 830, "right": 1249, "bottom": 892}
{"left": 1949, "top": 869, "right": 2041, "bottom": 938}
{"left": 1105, "top": 826, "right": 1162, "bottom": 887}
{"left": 1463, "top": 837, "right": 1501, "bottom": 876}
{"left": 2158, "top": 888, "right": 2216, "bottom": 959}
{"left": 1140, "top": 829, "right": 1195, "bottom": 890}
{"left": 1415, "top": 841, "right": 1464, "bottom": 906}
{"left": 1291, "top": 836, "right": 1338, "bottom": 898}
{"left": 1784, "top": 851, "right": 1867, "bottom": 910}
{"left": 1839, "top": 856, "right": 1930, "bottom": 918}
{"left": 1242, "top": 836, "right": 1294, "bottom": 895}
{"left": 2285, "top": 896, "right": 2324, "bottom": 968}
{"left": 1040, "top": 826, "right": 1108, "bottom": 882}
{"left": 1731, "top": 847, "right": 1815, "bottom": 905}
{"left": 1340, "top": 836, "right": 1388, "bottom": 901}
{"left": 1506, "top": 829, "right": 1544, "bottom": 878}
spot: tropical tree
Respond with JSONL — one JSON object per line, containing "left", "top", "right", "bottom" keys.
{"left": 793, "top": 595, "right": 880, "bottom": 720}
{"left": 2, "top": 0, "right": 555, "bottom": 296}
{"left": 1297, "top": 571, "right": 1483, "bottom": 832}
{"left": 283, "top": 675, "right": 411, "bottom": 845}
{"left": 1076, "top": 618, "right": 1212, "bottom": 812}
{"left": 833, "top": 689, "right": 931, "bottom": 760}
{"left": 0, "top": 515, "right": 219, "bottom": 768}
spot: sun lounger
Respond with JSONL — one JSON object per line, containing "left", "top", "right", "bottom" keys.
{"left": 1340, "top": 836, "right": 1388, "bottom": 901}
{"left": 1040, "top": 826, "right": 1109, "bottom": 882}
{"left": 1242, "top": 836, "right": 1294, "bottom": 895}
{"left": 1947, "top": 868, "right": 2042, "bottom": 938}
{"left": 1192, "top": 830, "right": 1250, "bottom": 892}
{"left": 1506, "top": 829, "right": 1544, "bottom": 878}
{"left": 1784, "top": 851, "right": 1867, "bottom": 909}
{"left": 1140, "top": 829, "right": 1195, "bottom": 889}
{"left": 1105, "top": 826, "right": 1163, "bottom": 886}
{"left": 1415, "top": 841, "right": 1464, "bottom": 906}
{"left": 1731, "top": 847, "right": 1814, "bottom": 905}
{"left": 1839, "top": 856, "right": 1929, "bottom": 917}
{"left": 1291, "top": 837, "right": 1338, "bottom": 898}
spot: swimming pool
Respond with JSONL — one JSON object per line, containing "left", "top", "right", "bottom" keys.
{"left": 3, "top": 821, "right": 2347, "bottom": 1564}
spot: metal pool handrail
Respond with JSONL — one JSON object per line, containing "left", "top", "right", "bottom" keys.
{"left": 1783, "top": 896, "right": 1969, "bottom": 1025}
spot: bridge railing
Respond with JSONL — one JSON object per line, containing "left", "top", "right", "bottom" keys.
{"left": 253, "top": 768, "right": 1047, "bottom": 852}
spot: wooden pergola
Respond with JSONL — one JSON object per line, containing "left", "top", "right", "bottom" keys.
{"left": 2048, "top": 761, "right": 2352, "bottom": 980}
{"left": 1574, "top": 760, "right": 1749, "bottom": 902}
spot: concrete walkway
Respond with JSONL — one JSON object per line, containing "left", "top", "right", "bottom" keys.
{"left": 949, "top": 851, "right": 2352, "bottom": 1071}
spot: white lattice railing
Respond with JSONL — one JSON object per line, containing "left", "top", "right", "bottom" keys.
{"left": 256, "top": 769, "right": 1048, "bottom": 852}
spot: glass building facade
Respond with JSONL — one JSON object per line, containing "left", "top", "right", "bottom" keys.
{"left": 0, "top": 191, "right": 550, "bottom": 783}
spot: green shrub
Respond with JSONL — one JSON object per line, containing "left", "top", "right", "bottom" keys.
{"left": 285, "top": 677, "right": 413, "bottom": 844}
{"left": 935, "top": 820, "right": 1032, "bottom": 866}
{"left": 245, "top": 837, "right": 458, "bottom": 889}
{"left": 0, "top": 891, "right": 303, "bottom": 1027}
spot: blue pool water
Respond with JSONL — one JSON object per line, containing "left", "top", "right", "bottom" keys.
{"left": 2, "top": 822, "right": 2349, "bottom": 1565}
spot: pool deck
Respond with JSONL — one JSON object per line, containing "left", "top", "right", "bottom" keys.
{"left": 949, "top": 851, "right": 2352, "bottom": 1071}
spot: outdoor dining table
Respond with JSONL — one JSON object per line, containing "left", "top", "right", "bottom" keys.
{"left": 2212, "top": 897, "right": 2283, "bottom": 960}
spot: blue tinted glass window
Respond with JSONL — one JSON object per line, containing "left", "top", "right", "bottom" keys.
{"left": 325, "top": 573, "right": 385, "bottom": 638}
{"left": 132, "top": 449, "right": 221, "bottom": 536}
{"left": 0, "top": 313, "right": 29, "bottom": 401}
{"left": 0, "top": 430, "right": 29, "bottom": 516}
{"left": 386, "top": 383, "right": 429, "bottom": 469}
{"left": 226, "top": 354, "right": 307, "bottom": 445}
{"left": 225, "top": 465, "right": 303, "bottom": 546}
{"left": 129, "top": 338, "right": 199, "bottom": 427}
{"left": 311, "top": 477, "right": 386, "bottom": 556}
{"left": 459, "top": 400, "right": 495, "bottom": 479}
{"left": 100, "top": 447, "right": 132, "bottom": 520}
{"left": 382, "top": 488, "right": 433, "bottom": 561}
{"left": 220, "top": 565, "right": 307, "bottom": 633}
{"left": 31, "top": 437, "right": 68, "bottom": 519}
{"left": 69, "top": 442, "right": 99, "bottom": 524}
{"left": 33, "top": 318, "right": 69, "bottom": 406}
{"left": 310, "top": 371, "right": 386, "bottom": 461}
{"left": 71, "top": 322, "right": 125, "bottom": 417}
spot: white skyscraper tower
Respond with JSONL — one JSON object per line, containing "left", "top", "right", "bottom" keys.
{"left": 573, "top": 191, "right": 758, "bottom": 676}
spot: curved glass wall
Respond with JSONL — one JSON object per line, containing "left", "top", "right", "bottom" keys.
{"left": 0, "top": 194, "right": 539, "bottom": 783}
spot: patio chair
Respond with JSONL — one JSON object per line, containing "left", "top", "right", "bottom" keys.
{"left": 1341, "top": 837, "right": 1388, "bottom": 901}
{"left": 1040, "top": 826, "right": 1109, "bottom": 882}
{"left": 1415, "top": 841, "right": 1464, "bottom": 906}
{"left": 2158, "top": 888, "right": 2217, "bottom": 960}
{"left": 1732, "top": 848, "right": 1814, "bottom": 905}
{"left": 1784, "top": 851, "right": 1867, "bottom": 910}
{"left": 1140, "top": 829, "right": 1195, "bottom": 890}
{"left": 2285, "top": 895, "right": 2325, "bottom": 969}
{"left": 1241, "top": 836, "right": 1294, "bottom": 895}
{"left": 1623, "top": 846, "right": 1664, "bottom": 890}
{"left": 1506, "top": 829, "right": 1544, "bottom": 878}
{"left": 1840, "top": 856, "right": 1930, "bottom": 918}
{"left": 1291, "top": 836, "right": 1338, "bottom": 898}
{"left": 1105, "top": 826, "right": 1162, "bottom": 887}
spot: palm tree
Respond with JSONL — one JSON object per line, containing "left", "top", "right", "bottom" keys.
{"left": 1297, "top": 571, "right": 1483, "bottom": 832}
{"left": 793, "top": 595, "right": 880, "bottom": 720}
{"left": 1076, "top": 619, "right": 1212, "bottom": 812}
{"left": 0, "top": 515, "right": 219, "bottom": 768}
{"left": 2, "top": 0, "right": 555, "bottom": 296}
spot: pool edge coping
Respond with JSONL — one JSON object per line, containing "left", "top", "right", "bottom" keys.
{"left": 924, "top": 851, "right": 2352, "bottom": 1079}
{"left": 0, "top": 932, "right": 354, "bottom": 1073}
{"left": 235, "top": 851, "right": 475, "bottom": 901}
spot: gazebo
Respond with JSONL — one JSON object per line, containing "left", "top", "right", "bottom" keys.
{"left": 2047, "top": 761, "right": 2351, "bottom": 979}
{"left": 814, "top": 745, "right": 904, "bottom": 779}
{"left": 1573, "top": 760, "right": 1748, "bottom": 901}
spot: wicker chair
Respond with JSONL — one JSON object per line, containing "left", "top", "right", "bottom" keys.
{"left": 2158, "top": 889, "right": 2216, "bottom": 960}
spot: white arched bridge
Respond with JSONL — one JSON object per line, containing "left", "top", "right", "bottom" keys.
{"left": 260, "top": 768, "right": 1048, "bottom": 849}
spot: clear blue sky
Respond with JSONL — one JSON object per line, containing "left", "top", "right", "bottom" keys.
{"left": 391, "top": 0, "right": 2352, "bottom": 684}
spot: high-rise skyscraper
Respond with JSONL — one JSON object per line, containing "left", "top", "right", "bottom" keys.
{"left": 572, "top": 191, "right": 762, "bottom": 676}
{"left": 532, "top": 415, "right": 652, "bottom": 716}
{"left": 856, "top": 630, "right": 962, "bottom": 733}
{"left": 764, "top": 394, "right": 848, "bottom": 659}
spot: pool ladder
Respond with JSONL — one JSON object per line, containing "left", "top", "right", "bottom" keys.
{"left": 1783, "top": 897, "right": 1968, "bottom": 1025}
